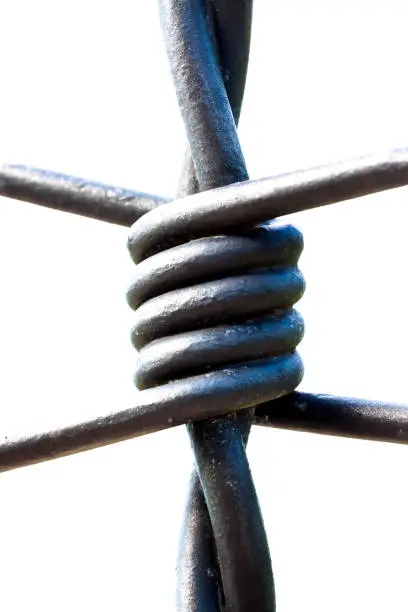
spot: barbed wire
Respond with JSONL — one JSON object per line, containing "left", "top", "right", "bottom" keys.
{"left": 1, "top": 0, "right": 408, "bottom": 609}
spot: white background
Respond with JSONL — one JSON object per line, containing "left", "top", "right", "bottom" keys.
{"left": 1, "top": 1, "right": 408, "bottom": 610}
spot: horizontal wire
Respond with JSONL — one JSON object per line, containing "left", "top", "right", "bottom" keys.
{"left": 255, "top": 392, "right": 408, "bottom": 444}
{"left": 1, "top": 388, "right": 408, "bottom": 473}
{"left": 0, "top": 164, "right": 168, "bottom": 226}
{"left": 1, "top": 148, "right": 408, "bottom": 475}
{"left": 2, "top": 148, "right": 408, "bottom": 230}
{"left": 129, "top": 147, "right": 408, "bottom": 261}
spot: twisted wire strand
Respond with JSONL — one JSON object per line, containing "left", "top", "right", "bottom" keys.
{"left": 156, "top": 1, "right": 276, "bottom": 609}
{"left": 170, "top": 2, "right": 255, "bottom": 609}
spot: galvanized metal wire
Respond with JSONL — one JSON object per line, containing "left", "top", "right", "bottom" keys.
{"left": 1, "top": 0, "right": 408, "bottom": 609}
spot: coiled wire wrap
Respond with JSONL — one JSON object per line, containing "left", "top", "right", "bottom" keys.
{"left": 127, "top": 1, "right": 303, "bottom": 609}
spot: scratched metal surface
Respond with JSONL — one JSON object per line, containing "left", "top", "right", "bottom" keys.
{"left": 1, "top": 1, "right": 408, "bottom": 610}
